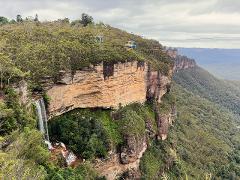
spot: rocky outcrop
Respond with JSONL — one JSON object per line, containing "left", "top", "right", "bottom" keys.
{"left": 156, "top": 105, "right": 176, "bottom": 140}
{"left": 47, "top": 61, "right": 173, "bottom": 118}
{"left": 166, "top": 48, "right": 178, "bottom": 59}
{"left": 94, "top": 139, "right": 147, "bottom": 180}
{"left": 166, "top": 48, "right": 196, "bottom": 72}
{"left": 147, "top": 69, "right": 172, "bottom": 103}
{"left": 174, "top": 55, "right": 196, "bottom": 72}
{"left": 47, "top": 61, "right": 147, "bottom": 117}
{"left": 43, "top": 59, "right": 181, "bottom": 179}
{"left": 120, "top": 136, "right": 146, "bottom": 165}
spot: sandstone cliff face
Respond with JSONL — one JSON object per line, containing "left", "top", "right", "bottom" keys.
{"left": 166, "top": 48, "right": 196, "bottom": 72}
{"left": 147, "top": 69, "right": 172, "bottom": 103}
{"left": 47, "top": 61, "right": 172, "bottom": 117}
{"left": 47, "top": 61, "right": 147, "bottom": 117}
{"left": 94, "top": 139, "right": 147, "bottom": 180}
{"left": 44, "top": 60, "right": 182, "bottom": 179}
{"left": 174, "top": 55, "right": 196, "bottom": 72}
{"left": 156, "top": 105, "right": 176, "bottom": 140}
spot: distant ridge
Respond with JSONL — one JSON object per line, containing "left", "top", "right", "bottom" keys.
{"left": 178, "top": 48, "right": 240, "bottom": 80}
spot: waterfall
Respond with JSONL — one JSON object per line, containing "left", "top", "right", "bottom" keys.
{"left": 35, "top": 98, "right": 50, "bottom": 143}
{"left": 35, "top": 99, "right": 77, "bottom": 163}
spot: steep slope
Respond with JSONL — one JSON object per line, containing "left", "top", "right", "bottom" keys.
{"left": 169, "top": 83, "right": 240, "bottom": 178}
{"left": 0, "top": 21, "right": 175, "bottom": 180}
{"left": 139, "top": 81, "right": 240, "bottom": 179}
{"left": 2, "top": 19, "right": 240, "bottom": 180}
{"left": 174, "top": 66, "right": 240, "bottom": 116}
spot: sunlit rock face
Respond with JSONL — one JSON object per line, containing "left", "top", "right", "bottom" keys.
{"left": 46, "top": 61, "right": 174, "bottom": 118}
{"left": 47, "top": 61, "right": 148, "bottom": 117}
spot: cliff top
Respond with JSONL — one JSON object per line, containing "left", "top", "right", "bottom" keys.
{"left": 0, "top": 21, "right": 173, "bottom": 89}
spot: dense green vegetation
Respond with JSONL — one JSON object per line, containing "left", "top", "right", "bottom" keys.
{"left": 174, "top": 66, "right": 240, "bottom": 116}
{"left": 0, "top": 88, "right": 35, "bottom": 135}
{"left": 140, "top": 140, "right": 184, "bottom": 180}
{"left": 171, "top": 83, "right": 240, "bottom": 178}
{"left": 48, "top": 103, "right": 156, "bottom": 161}
{"left": 0, "top": 15, "right": 172, "bottom": 90}
{"left": 49, "top": 109, "right": 117, "bottom": 159}
{"left": 0, "top": 89, "right": 105, "bottom": 179}
{"left": 1, "top": 14, "right": 240, "bottom": 180}
{"left": 0, "top": 128, "right": 49, "bottom": 179}
{"left": 140, "top": 82, "right": 240, "bottom": 179}
{"left": 173, "top": 67, "right": 240, "bottom": 178}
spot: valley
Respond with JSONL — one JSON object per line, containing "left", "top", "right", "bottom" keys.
{"left": 0, "top": 16, "right": 240, "bottom": 180}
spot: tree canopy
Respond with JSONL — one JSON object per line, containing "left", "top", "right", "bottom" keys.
{"left": 0, "top": 18, "right": 172, "bottom": 89}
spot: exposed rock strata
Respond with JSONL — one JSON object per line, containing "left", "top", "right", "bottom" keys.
{"left": 174, "top": 55, "right": 196, "bottom": 72}
{"left": 147, "top": 69, "right": 172, "bottom": 103}
{"left": 47, "top": 61, "right": 172, "bottom": 117}
{"left": 166, "top": 48, "right": 196, "bottom": 72}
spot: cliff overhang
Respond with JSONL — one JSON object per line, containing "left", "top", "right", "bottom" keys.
{"left": 46, "top": 61, "right": 173, "bottom": 118}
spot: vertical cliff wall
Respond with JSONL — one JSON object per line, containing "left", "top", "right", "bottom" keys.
{"left": 166, "top": 48, "right": 197, "bottom": 72}
{"left": 147, "top": 69, "right": 172, "bottom": 103}
{"left": 47, "top": 61, "right": 172, "bottom": 117}
{"left": 173, "top": 55, "right": 196, "bottom": 71}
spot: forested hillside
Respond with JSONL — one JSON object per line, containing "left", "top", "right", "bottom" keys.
{"left": 0, "top": 20, "right": 172, "bottom": 91}
{"left": 139, "top": 81, "right": 240, "bottom": 179}
{"left": 157, "top": 67, "right": 240, "bottom": 179}
{"left": 174, "top": 66, "right": 240, "bottom": 116}
{"left": 0, "top": 18, "right": 173, "bottom": 179}
{"left": 1, "top": 15, "right": 240, "bottom": 180}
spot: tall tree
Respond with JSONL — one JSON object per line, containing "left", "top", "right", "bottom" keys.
{"left": 81, "top": 13, "right": 93, "bottom": 27}
{"left": 16, "top": 15, "right": 23, "bottom": 23}
{"left": 34, "top": 14, "right": 39, "bottom": 22}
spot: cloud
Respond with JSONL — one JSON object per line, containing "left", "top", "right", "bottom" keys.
{"left": 0, "top": 0, "right": 240, "bottom": 48}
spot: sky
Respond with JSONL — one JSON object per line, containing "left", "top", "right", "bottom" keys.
{"left": 1, "top": 0, "right": 240, "bottom": 48}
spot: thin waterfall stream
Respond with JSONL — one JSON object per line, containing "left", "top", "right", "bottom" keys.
{"left": 35, "top": 97, "right": 77, "bottom": 165}
{"left": 35, "top": 98, "right": 51, "bottom": 148}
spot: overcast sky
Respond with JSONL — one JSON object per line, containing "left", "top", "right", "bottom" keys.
{"left": 1, "top": 0, "right": 240, "bottom": 48}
